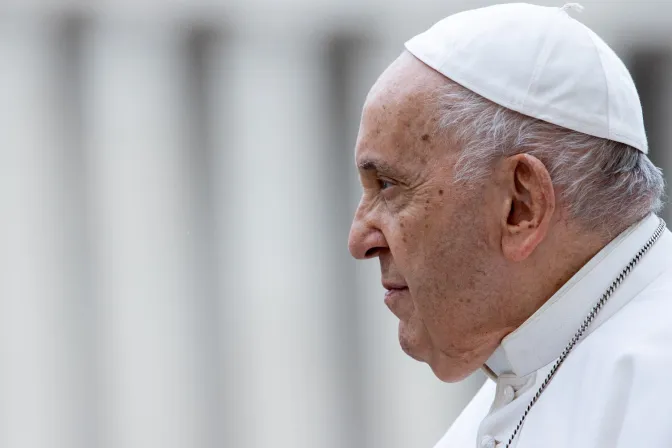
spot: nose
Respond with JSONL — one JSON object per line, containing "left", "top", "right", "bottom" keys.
{"left": 348, "top": 210, "right": 388, "bottom": 260}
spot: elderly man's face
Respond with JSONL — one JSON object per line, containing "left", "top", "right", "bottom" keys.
{"left": 349, "top": 53, "right": 513, "bottom": 382}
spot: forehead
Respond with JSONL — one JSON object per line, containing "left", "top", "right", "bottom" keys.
{"left": 355, "top": 53, "right": 451, "bottom": 170}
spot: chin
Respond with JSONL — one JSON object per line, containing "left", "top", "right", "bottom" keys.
{"left": 397, "top": 321, "right": 477, "bottom": 382}
{"left": 399, "top": 341, "right": 426, "bottom": 362}
{"left": 398, "top": 322, "right": 431, "bottom": 362}
{"left": 428, "top": 352, "right": 474, "bottom": 383}
{"left": 400, "top": 341, "right": 470, "bottom": 382}
{"left": 429, "top": 365, "right": 471, "bottom": 383}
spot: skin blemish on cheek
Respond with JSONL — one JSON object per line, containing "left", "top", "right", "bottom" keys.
{"left": 403, "top": 237, "right": 408, "bottom": 243}
{"left": 439, "top": 189, "right": 444, "bottom": 195}
{"left": 400, "top": 222, "right": 405, "bottom": 228}
{"left": 421, "top": 134, "right": 430, "bottom": 142}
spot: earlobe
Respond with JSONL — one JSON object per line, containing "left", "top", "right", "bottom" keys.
{"left": 501, "top": 154, "right": 555, "bottom": 262}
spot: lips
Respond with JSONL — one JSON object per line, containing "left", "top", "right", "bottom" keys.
{"left": 382, "top": 281, "right": 408, "bottom": 291}
{"left": 384, "top": 287, "right": 408, "bottom": 302}
{"left": 383, "top": 286, "right": 410, "bottom": 320}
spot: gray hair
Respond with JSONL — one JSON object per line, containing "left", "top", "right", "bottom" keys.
{"left": 435, "top": 80, "right": 666, "bottom": 237}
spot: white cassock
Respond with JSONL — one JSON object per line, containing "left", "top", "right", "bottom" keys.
{"left": 434, "top": 214, "right": 672, "bottom": 448}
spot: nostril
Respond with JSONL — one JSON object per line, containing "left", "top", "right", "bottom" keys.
{"left": 364, "top": 247, "right": 380, "bottom": 258}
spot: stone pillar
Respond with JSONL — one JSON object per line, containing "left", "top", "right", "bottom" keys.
{"left": 207, "top": 27, "right": 350, "bottom": 448}
{"left": 81, "top": 18, "right": 211, "bottom": 448}
{"left": 0, "top": 15, "right": 88, "bottom": 448}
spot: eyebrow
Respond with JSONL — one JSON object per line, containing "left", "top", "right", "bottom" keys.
{"left": 357, "top": 158, "right": 398, "bottom": 176}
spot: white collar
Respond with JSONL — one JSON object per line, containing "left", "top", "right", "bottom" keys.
{"left": 484, "top": 214, "right": 666, "bottom": 380}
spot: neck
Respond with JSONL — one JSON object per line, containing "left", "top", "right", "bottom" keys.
{"left": 502, "top": 223, "right": 610, "bottom": 338}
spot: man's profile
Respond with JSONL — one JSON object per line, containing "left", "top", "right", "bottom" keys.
{"left": 348, "top": 3, "right": 672, "bottom": 447}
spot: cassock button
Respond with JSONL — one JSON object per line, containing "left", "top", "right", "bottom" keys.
{"left": 480, "top": 435, "right": 496, "bottom": 448}
{"left": 502, "top": 385, "right": 515, "bottom": 404}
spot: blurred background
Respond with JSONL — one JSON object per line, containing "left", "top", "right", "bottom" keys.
{"left": 0, "top": 1, "right": 670, "bottom": 448}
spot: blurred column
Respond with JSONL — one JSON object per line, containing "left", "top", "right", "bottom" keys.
{"left": 207, "top": 27, "right": 350, "bottom": 448}
{"left": 629, "top": 48, "right": 672, "bottom": 223}
{"left": 345, "top": 35, "right": 486, "bottom": 448}
{"left": 0, "top": 14, "right": 88, "bottom": 448}
{"left": 81, "top": 18, "right": 213, "bottom": 448}
{"left": 660, "top": 55, "right": 672, "bottom": 224}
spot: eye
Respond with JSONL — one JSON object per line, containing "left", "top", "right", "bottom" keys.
{"left": 378, "top": 178, "right": 396, "bottom": 190}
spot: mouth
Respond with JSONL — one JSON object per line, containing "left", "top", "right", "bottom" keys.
{"left": 382, "top": 280, "right": 408, "bottom": 291}
{"left": 383, "top": 286, "right": 409, "bottom": 297}
{"left": 383, "top": 286, "right": 409, "bottom": 315}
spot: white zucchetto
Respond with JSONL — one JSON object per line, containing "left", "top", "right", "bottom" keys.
{"left": 405, "top": 3, "right": 648, "bottom": 153}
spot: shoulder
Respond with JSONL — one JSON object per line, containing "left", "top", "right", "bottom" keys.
{"left": 528, "top": 268, "right": 672, "bottom": 444}
{"left": 567, "top": 263, "right": 672, "bottom": 383}
{"left": 591, "top": 262, "right": 672, "bottom": 353}
{"left": 533, "top": 323, "right": 672, "bottom": 446}
{"left": 570, "top": 227, "right": 672, "bottom": 364}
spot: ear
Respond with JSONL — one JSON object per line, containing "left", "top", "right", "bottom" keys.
{"left": 499, "top": 154, "right": 555, "bottom": 262}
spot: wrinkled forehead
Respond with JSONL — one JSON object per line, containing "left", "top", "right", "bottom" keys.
{"left": 356, "top": 52, "right": 451, "bottom": 168}
{"left": 365, "top": 52, "right": 443, "bottom": 112}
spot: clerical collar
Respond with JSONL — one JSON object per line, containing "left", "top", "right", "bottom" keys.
{"left": 484, "top": 214, "right": 666, "bottom": 380}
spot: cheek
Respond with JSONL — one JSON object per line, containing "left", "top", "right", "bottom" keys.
{"left": 406, "top": 232, "right": 491, "bottom": 337}
{"left": 388, "top": 193, "right": 485, "bottom": 290}
{"left": 410, "top": 250, "right": 497, "bottom": 352}
{"left": 421, "top": 296, "right": 469, "bottom": 338}
{"left": 395, "top": 190, "right": 499, "bottom": 356}
{"left": 404, "top": 197, "right": 454, "bottom": 256}
{"left": 388, "top": 205, "right": 435, "bottom": 254}
{"left": 411, "top": 193, "right": 490, "bottom": 286}
{"left": 380, "top": 215, "right": 418, "bottom": 270}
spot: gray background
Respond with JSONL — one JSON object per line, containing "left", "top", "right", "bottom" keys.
{"left": 0, "top": 2, "right": 669, "bottom": 448}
